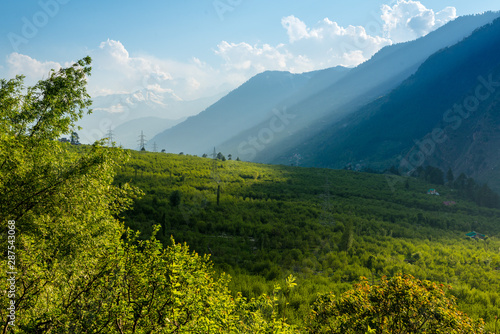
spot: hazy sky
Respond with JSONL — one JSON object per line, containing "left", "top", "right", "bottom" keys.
{"left": 1, "top": 0, "right": 499, "bottom": 101}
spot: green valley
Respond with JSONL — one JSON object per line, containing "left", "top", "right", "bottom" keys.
{"left": 115, "top": 150, "right": 500, "bottom": 330}
{"left": 3, "top": 44, "right": 500, "bottom": 332}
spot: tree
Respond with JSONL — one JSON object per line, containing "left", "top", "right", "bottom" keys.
{"left": 0, "top": 56, "right": 96, "bottom": 223}
{"left": 339, "top": 222, "right": 354, "bottom": 252}
{"left": 306, "top": 274, "right": 484, "bottom": 334}
{"left": 446, "top": 168, "right": 454, "bottom": 184}
{"left": 217, "top": 152, "right": 225, "bottom": 161}
{"left": 465, "top": 177, "right": 477, "bottom": 195}
{"left": 476, "top": 183, "right": 500, "bottom": 208}
{"left": 454, "top": 173, "right": 468, "bottom": 190}
{"left": 0, "top": 57, "right": 137, "bottom": 331}
{"left": 170, "top": 190, "right": 182, "bottom": 207}
{"left": 95, "top": 231, "right": 251, "bottom": 333}
{"left": 70, "top": 131, "right": 80, "bottom": 145}
{"left": 424, "top": 166, "right": 444, "bottom": 185}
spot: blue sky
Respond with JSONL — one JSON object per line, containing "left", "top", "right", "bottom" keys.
{"left": 1, "top": 0, "right": 499, "bottom": 102}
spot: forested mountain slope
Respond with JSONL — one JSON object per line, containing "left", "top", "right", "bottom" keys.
{"left": 218, "top": 12, "right": 500, "bottom": 163}
{"left": 273, "top": 16, "right": 500, "bottom": 194}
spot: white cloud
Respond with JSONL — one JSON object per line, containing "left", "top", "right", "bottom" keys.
{"left": 98, "top": 39, "right": 130, "bottom": 64}
{"left": 381, "top": 0, "right": 457, "bottom": 43}
{"left": 104, "top": 103, "right": 126, "bottom": 114}
{"left": 88, "top": 39, "right": 229, "bottom": 101}
{"left": 215, "top": 41, "right": 293, "bottom": 73}
{"left": 282, "top": 15, "right": 314, "bottom": 43}
{"left": 90, "top": 39, "right": 173, "bottom": 96}
{"left": 0, "top": 40, "right": 231, "bottom": 109}
{"left": 215, "top": 1, "right": 457, "bottom": 73}
{"left": 281, "top": 16, "right": 393, "bottom": 68}
{"left": 0, "top": 1, "right": 458, "bottom": 109}
{"left": 5, "top": 53, "right": 63, "bottom": 84}
{"left": 214, "top": 14, "right": 394, "bottom": 74}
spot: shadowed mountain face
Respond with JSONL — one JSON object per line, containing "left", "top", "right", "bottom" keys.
{"left": 273, "top": 17, "right": 500, "bottom": 192}
{"left": 215, "top": 12, "right": 500, "bottom": 163}
{"left": 415, "top": 74, "right": 500, "bottom": 193}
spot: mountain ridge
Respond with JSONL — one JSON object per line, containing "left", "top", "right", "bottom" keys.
{"left": 149, "top": 67, "right": 350, "bottom": 155}
{"left": 272, "top": 16, "right": 500, "bottom": 192}
{"left": 216, "top": 11, "right": 500, "bottom": 162}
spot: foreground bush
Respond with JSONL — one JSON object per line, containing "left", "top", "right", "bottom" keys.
{"left": 306, "top": 273, "right": 485, "bottom": 333}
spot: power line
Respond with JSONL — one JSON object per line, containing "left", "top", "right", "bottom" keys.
{"left": 211, "top": 147, "right": 220, "bottom": 184}
{"left": 106, "top": 127, "right": 114, "bottom": 147}
{"left": 138, "top": 130, "right": 147, "bottom": 151}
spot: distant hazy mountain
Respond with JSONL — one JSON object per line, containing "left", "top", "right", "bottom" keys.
{"left": 275, "top": 16, "right": 500, "bottom": 192}
{"left": 221, "top": 11, "right": 500, "bottom": 163}
{"left": 149, "top": 67, "right": 350, "bottom": 155}
{"left": 76, "top": 89, "right": 224, "bottom": 144}
{"left": 113, "top": 117, "right": 186, "bottom": 149}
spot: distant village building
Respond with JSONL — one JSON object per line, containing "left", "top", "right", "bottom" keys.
{"left": 427, "top": 189, "right": 440, "bottom": 195}
{"left": 466, "top": 231, "right": 486, "bottom": 240}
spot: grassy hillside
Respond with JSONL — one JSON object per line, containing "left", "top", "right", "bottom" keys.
{"left": 115, "top": 151, "right": 500, "bottom": 329}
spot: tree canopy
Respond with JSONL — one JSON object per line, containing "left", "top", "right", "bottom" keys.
{"left": 306, "top": 274, "right": 485, "bottom": 333}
